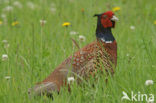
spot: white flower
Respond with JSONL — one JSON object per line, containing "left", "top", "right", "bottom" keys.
{"left": 79, "top": 35, "right": 86, "bottom": 42}
{"left": 67, "top": 77, "right": 75, "bottom": 84}
{"left": 50, "top": 7, "right": 56, "bottom": 13}
{"left": 27, "top": 2, "right": 35, "bottom": 10}
{"left": 145, "top": 80, "right": 154, "bottom": 86}
{"left": 1, "top": 14, "right": 6, "bottom": 19}
{"left": 40, "top": 19, "right": 47, "bottom": 26}
{"left": 13, "top": 1, "right": 23, "bottom": 8}
{"left": 2, "top": 40, "right": 9, "bottom": 48}
{"left": 50, "top": 3, "right": 56, "bottom": 13}
{"left": 130, "top": 26, "right": 135, "bottom": 30}
{"left": 70, "top": 31, "right": 78, "bottom": 35}
{"left": 5, "top": 76, "right": 11, "bottom": 80}
{"left": 3, "top": 6, "right": 13, "bottom": 12}
{"left": 1, "top": 15, "right": 7, "bottom": 24}
{"left": 126, "top": 53, "right": 129, "bottom": 57}
{"left": 2, "top": 54, "right": 8, "bottom": 61}
{"left": 2, "top": 40, "right": 8, "bottom": 44}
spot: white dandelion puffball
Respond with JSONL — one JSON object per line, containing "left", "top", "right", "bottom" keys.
{"left": 2, "top": 40, "right": 9, "bottom": 48}
{"left": 130, "top": 26, "right": 135, "bottom": 30}
{"left": 27, "top": 2, "right": 35, "bottom": 10}
{"left": 3, "top": 6, "right": 13, "bottom": 12}
{"left": 2, "top": 40, "right": 8, "bottom": 44}
{"left": 13, "top": 1, "right": 23, "bottom": 8}
{"left": 50, "top": 7, "right": 56, "bottom": 13}
{"left": 126, "top": 53, "right": 130, "bottom": 57}
{"left": 40, "top": 19, "right": 47, "bottom": 26}
{"left": 67, "top": 77, "right": 75, "bottom": 84}
{"left": 70, "top": 31, "right": 78, "bottom": 35}
{"left": 145, "top": 80, "right": 154, "bottom": 86}
{"left": 2, "top": 54, "right": 8, "bottom": 61}
{"left": 79, "top": 35, "right": 86, "bottom": 42}
{"left": 1, "top": 14, "right": 6, "bottom": 19}
{"left": 5, "top": 76, "right": 11, "bottom": 80}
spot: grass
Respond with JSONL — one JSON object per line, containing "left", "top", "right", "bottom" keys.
{"left": 0, "top": 0, "right": 156, "bottom": 103}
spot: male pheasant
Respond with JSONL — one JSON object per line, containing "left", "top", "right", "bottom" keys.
{"left": 29, "top": 11, "right": 118, "bottom": 96}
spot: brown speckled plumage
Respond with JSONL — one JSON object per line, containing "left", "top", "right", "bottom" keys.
{"left": 28, "top": 11, "right": 118, "bottom": 96}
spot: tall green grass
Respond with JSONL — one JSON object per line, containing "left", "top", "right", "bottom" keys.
{"left": 0, "top": 0, "right": 155, "bottom": 103}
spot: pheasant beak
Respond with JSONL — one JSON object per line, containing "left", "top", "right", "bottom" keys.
{"left": 111, "top": 15, "right": 119, "bottom": 21}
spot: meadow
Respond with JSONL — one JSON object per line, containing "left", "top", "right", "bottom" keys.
{"left": 0, "top": 0, "right": 156, "bottom": 103}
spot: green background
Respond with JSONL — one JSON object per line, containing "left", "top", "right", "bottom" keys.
{"left": 0, "top": 0, "right": 155, "bottom": 102}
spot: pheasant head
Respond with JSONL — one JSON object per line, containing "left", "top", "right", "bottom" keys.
{"left": 94, "top": 11, "right": 118, "bottom": 28}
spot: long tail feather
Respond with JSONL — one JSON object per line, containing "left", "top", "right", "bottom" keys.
{"left": 28, "top": 82, "right": 58, "bottom": 96}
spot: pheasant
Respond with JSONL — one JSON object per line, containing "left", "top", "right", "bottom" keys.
{"left": 29, "top": 11, "right": 118, "bottom": 96}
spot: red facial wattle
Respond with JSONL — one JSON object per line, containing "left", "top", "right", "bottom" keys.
{"left": 101, "top": 11, "right": 114, "bottom": 28}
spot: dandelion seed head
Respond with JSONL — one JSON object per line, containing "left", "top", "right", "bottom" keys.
{"left": 79, "top": 35, "right": 86, "bottom": 42}
{"left": 13, "top": 1, "right": 23, "bottom": 8}
{"left": 3, "top": 6, "right": 13, "bottom": 12}
{"left": 67, "top": 77, "right": 74, "bottom": 84}
{"left": 70, "top": 31, "right": 78, "bottom": 35}
{"left": 1, "top": 14, "right": 6, "bottom": 19}
{"left": 50, "top": 7, "right": 56, "bottom": 13}
{"left": 145, "top": 80, "right": 154, "bottom": 86}
{"left": 40, "top": 19, "right": 47, "bottom": 26}
{"left": 2, "top": 40, "right": 10, "bottom": 49}
{"left": 5, "top": 76, "right": 11, "bottom": 80}
{"left": 130, "top": 26, "right": 135, "bottom": 30}
{"left": 2, "top": 54, "right": 8, "bottom": 61}
{"left": 27, "top": 2, "right": 35, "bottom": 10}
{"left": 2, "top": 40, "right": 8, "bottom": 44}
{"left": 126, "top": 53, "right": 129, "bottom": 57}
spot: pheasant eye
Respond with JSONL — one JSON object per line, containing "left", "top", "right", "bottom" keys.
{"left": 103, "top": 15, "right": 107, "bottom": 19}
